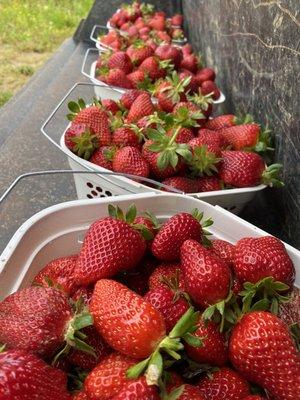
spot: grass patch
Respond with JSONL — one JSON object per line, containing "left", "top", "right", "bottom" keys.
{"left": 0, "top": 0, "right": 93, "bottom": 107}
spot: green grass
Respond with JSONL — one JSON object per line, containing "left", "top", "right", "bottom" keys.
{"left": 0, "top": 0, "right": 93, "bottom": 107}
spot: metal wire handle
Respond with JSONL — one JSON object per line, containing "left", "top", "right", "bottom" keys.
{"left": 0, "top": 170, "right": 184, "bottom": 204}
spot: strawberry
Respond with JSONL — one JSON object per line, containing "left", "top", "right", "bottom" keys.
{"left": 197, "top": 176, "right": 221, "bottom": 192}
{"left": 73, "top": 390, "right": 90, "bottom": 400}
{"left": 68, "top": 326, "right": 111, "bottom": 370}
{"left": 171, "top": 28, "right": 185, "bottom": 40}
{"left": 218, "top": 123, "right": 260, "bottom": 150}
{"left": 32, "top": 255, "right": 78, "bottom": 294}
{"left": 68, "top": 101, "right": 111, "bottom": 146}
{"left": 181, "top": 240, "right": 231, "bottom": 307}
{"left": 139, "top": 56, "right": 169, "bottom": 80}
{"left": 241, "top": 397, "right": 266, "bottom": 400}
{"left": 197, "top": 368, "right": 250, "bottom": 400}
{"left": 180, "top": 54, "right": 198, "bottom": 73}
{"left": 90, "top": 146, "right": 114, "bottom": 170}
{"left": 106, "top": 68, "right": 133, "bottom": 89}
{"left": 229, "top": 311, "right": 300, "bottom": 400}
{"left": 195, "top": 68, "right": 216, "bottom": 84}
{"left": 127, "top": 69, "right": 146, "bottom": 88}
{"left": 166, "top": 372, "right": 184, "bottom": 393}
{"left": 166, "top": 127, "right": 195, "bottom": 143}
{"left": 148, "top": 15, "right": 166, "bottom": 31}
{"left": 233, "top": 236, "right": 295, "bottom": 286}
{"left": 144, "top": 286, "right": 189, "bottom": 332}
{"left": 151, "top": 211, "right": 204, "bottom": 261}
{"left": 148, "top": 263, "right": 185, "bottom": 291}
{"left": 111, "top": 376, "right": 159, "bottom": 399}
{"left": 171, "top": 14, "right": 183, "bottom": 26}
{"left": 179, "top": 69, "right": 200, "bottom": 93}
{"left": 71, "top": 285, "right": 94, "bottom": 306}
{"left": 157, "top": 72, "right": 190, "bottom": 112}
{"left": 112, "top": 127, "right": 141, "bottom": 148}
{"left": 219, "top": 151, "right": 283, "bottom": 188}
{"left": 200, "top": 80, "right": 221, "bottom": 100}
{"left": 0, "top": 350, "right": 71, "bottom": 400}
{"left": 162, "top": 176, "right": 199, "bottom": 193}
{"left": 184, "top": 93, "right": 214, "bottom": 121}
{"left": 74, "top": 212, "right": 146, "bottom": 286}
{"left": 84, "top": 353, "right": 135, "bottom": 400}
{"left": 169, "top": 384, "right": 206, "bottom": 400}
{"left": 188, "top": 138, "right": 221, "bottom": 177}
{"left": 127, "top": 25, "right": 139, "bottom": 37}
{"left": 107, "top": 51, "right": 133, "bottom": 74}
{"left": 211, "top": 239, "right": 235, "bottom": 268}
{"left": 120, "top": 89, "right": 146, "bottom": 109}
{"left": 185, "top": 318, "right": 228, "bottom": 366}
{"left": 139, "top": 26, "right": 150, "bottom": 36}
{"left": 182, "top": 43, "right": 193, "bottom": 55}
{"left": 112, "top": 146, "right": 150, "bottom": 177}
{"left": 0, "top": 286, "right": 92, "bottom": 359}
{"left": 204, "top": 115, "right": 236, "bottom": 130}
{"left": 198, "top": 128, "right": 228, "bottom": 148}
{"left": 119, "top": 258, "right": 157, "bottom": 295}
{"left": 154, "top": 30, "right": 172, "bottom": 44}
{"left": 127, "top": 92, "right": 155, "bottom": 122}
{"left": 155, "top": 44, "right": 182, "bottom": 68}
{"left": 64, "top": 124, "right": 99, "bottom": 160}
{"left": 101, "top": 99, "right": 120, "bottom": 114}
{"left": 90, "top": 279, "right": 166, "bottom": 358}
{"left": 189, "top": 135, "right": 221, "bottom": 157}
{"left": 127, "top": 41, "right": 154, "bottom": 66}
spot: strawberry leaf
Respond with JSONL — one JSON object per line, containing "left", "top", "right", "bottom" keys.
{"left": 125, "top": 204, "right": 137, "bottom": 224}
{"left": 127, "top": 357, "right": 150, "bottom": 379}
{"left": 68, "top": 101, "right": 81, "bottom": 113}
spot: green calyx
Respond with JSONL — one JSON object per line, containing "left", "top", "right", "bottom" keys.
{"left": 191, "top": 208, "right": 214, "bottom": 247}
{"left": 159, "top": 59, "right": 175, "bottom": 74}
{"left": 188, "top": 92, "right": 213, "bottom": 111}
{"left": 173, "top": 106, "right": 204, "bottom": 128}
{"left": 162, "top": 386, "right": 185, "bottom": 400}
{"left": 110, "top": 111, "right": 125, "bottom": 131}
{"left": 126, "top": 307, "right": 201, "bottom": 385}
{"left": 124, "top": 123, "right": 145, "bottom": 143}
{"left": 140, "top": 2, "right": 155, "bottom": 15}
{"left": 261, "top": 163, "right": 284, "bottom": 187}
{"left": 202, "top": 290, "right": 236, "bottom": 332}
{"left": 0, "top": 344, "right": 6, "bottom": 353}
{"left": 71, "top": 130, "right": 99, "bottom": 160}
{"left": 233, "top": 113, "right": 254, "bottom": 125}
{"left": 67, "top": 98, "right": 87, "bottom": 121}
{"left": 162, "top": 71, "right": 191, "bottom": 103}
{"left": 188, "top": 145, "right": 221, "bottom": 177}
{"left": 253, "top": 125, "right": 274, "bottom": 153}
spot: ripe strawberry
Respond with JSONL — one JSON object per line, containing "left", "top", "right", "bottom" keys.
{"left": 112, "top": 146, "right": 150, "bottom": 177}
{"left": 241, "top": 397, "right": 266, "bottom": 400}
{"left": 71, "top": 285, "right": 94, "bottom": 305}
{"left": 102, "top": 99, "right": 120, "bottom": 114}
{"left": 65, "top": 124, "right": 99, "bottom": 160}
{"left": 195, "top": 68, "right": 216, "bottom": 84}
{"left": 201, "top": 80, "right": 221, "bottom": 100}
{"left": 0, "top": 286, "right": 92, "bottom": 358}
{"left": 189, "top": 135, "right": 221, "bottom": 157}
{"left": 204, "top": 115, "right": 235, "bottom": 130}
{"left": 171, "top": 28, "right": 185, "bottom": 40}
{"left": 75, "top": 214, "right": 146, "bottom": 285}
{"left": 233, "top": 236, "right": 295, "bottom": 286}
{"left": 127, "top": 92, "right": 155, "bottom": 122}
{"left": 219, "top": 151, "right": 283, "bottom": 188}
{"left": 144, "top": 286, "right": 189, "bottom": 332}
{"left": 162, "top": 176, "right": 199, "bottom": 193}
{"left": 90, "top": 146, "right": 114, "bottom": 170}
{"left": 171, "top": 14, "right": 183, "bottom": 26}
{"left": 126, "top": 41, "right": 154, "bottom": 66}
{"left": 179, "top": 69, "right": 200, "bottom": 93}
{"left": 181, "top": 240, "right": 231, "bottom": 307}
{"left": 166, "top": 127, "right": 195, "bottom": 143}
{"left": 127, "top": 25, "right": 139, "bottom": 37}
{"left": 90, "top": 279, "right": 166, "bottom": 358}
{"left": 154, "top": 30, "right": 172, "bottom": 44}
{"left": 107, "top": 51, "right": 133, "bottom": 74}
{"left": 106, "top": 68, "right": 133, "bottom": 89}
{"left": 84, "top": 353, "right": 135, "bottom": 400}
{"left": 218, "top": 124, "right": 260, "bottom": 150}
{"left": 156, "top": 73, "right": 189, "bottom": 112}
{"left": 169, "top": 384, "right": 206, "bottom": 400}
{"left": 182, "top": 43, "right": 193, "bottom": 55}
{"left": 73, "top": 390, "right": 90, "bottom": 400}
{"left": 32, "top": 255, "right": 78, "bottom": 294}
{"left": 197, "top": 368, "right": 250, "bottom": 400}
{"left": 0, "top": 350, "right": 71, "bottom": 400}
{"left": 68, "top": 326, "right": 111, "bottom": 370}
{"left": 149, "top": 263, "right": 185, "bottom": 291}
{"left": 155, "top": 44, "right": 183, "bottom": 68}
{"left": 139, "top": 26, "right": 150, "bottom": 36}
{"left": 111, "top": 376, "right": 159, "bottom": 399}
{"left": 197, "top": 176, "right": 221, "bottom": 192}
{"left": 139, "top": 56, "right": 168, "bottom": 80}
{"left": 198, "top": 128, "right": 228, "bottom": 148}
{"left": 112, "top": 127, "right": 141, "bottom": 148}
{"left": 180, "top": 54, "right": 198, "bottom": 73}
{"left": 185, "top": 318, "right": 228, "bottom": 366}
{"left": 229, "top": 311, "right": 300, "bottom": 400}
{"left": 120, "top": 89, "right": 146, "bottom": 109}
{"left": 211, "top": 239, "right": 235, "bottom": 268}
{"left": 151, "top": 212, "right": 203, "bottom": 261}
{"left": 120, "top": 258, "right": 157, "bottom": 295}
{"left": 127, "top": 69, "right": 146, "bottom": 88}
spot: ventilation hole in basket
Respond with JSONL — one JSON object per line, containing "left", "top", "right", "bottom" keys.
{"left": 96, "top": 186, "right": 103, "bottom": 193}
{"left": 91, "top": 190, "right": 98, "bottom": 196}
{"left": 105, "top": 190, "right": 112, "bottom": 196}
{"left": 100, "top": 194, "right": 106, "bottom": 198}
{"left": 87, "top": 194, "right": 93, "bottom": 199}
{"left": 87, "top": 182, "right": 93, "bottom": 188}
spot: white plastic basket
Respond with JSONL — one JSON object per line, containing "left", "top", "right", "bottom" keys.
{"left": 41, "top": 83, "right": 266, "bottom": 215}
{"left": 1, "top": 192, "right": 299, "bottom": 299}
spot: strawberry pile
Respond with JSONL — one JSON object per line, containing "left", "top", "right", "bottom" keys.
{"left": 0, "top": 203, "right": 299, "bottom": 399}
{"left": 65, "top": 92, "right": 282, "bottom": 193}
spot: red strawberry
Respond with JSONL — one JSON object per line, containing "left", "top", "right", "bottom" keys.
{"left": 166, "top": 372, "right": 184, "bottom": 393}
{"left": 198, "top": 128, "right": 228, "bottom": 148}
{"left": 241, "top": 397, "right": 266, "bottom": 400}
{"left": 75, "top": 214, "right": 146, "bottom": 286}
{"left": 108, "top": 51, "right": 133, "bottom": 74}
{"left": 112, "top": 146, "right": 150, "bottom": 177}
{"left": 218, "top": 124, "right": 260, "bottom": 150}
{"left": 126, "top": 42, "right": 154, "bottom": 66}
{"left": 197, "top": 176, "right": 221, "bottom": 192}
{"left": 185, "top": 318, "right": 228, "bottom": 366}
{"left": 120, "top": 89, "right": 146, "bottom": 109}
{"left": 127, "top": 25, "right": 139, "bottom": 37}
{"left": 90, "top": 279, "right": 166, "bottom": 358}
{"left": 111, "top": 376, "right": 159, "bottom": 399}
{"left": 106, "top": 68, "right": 133, "bottom": 89}
{"left": 71, "top": 285, "right": 94, "bottom": 305}
{"left": 233, "top": 236, "right": 295, "bottom": 286}
{"left": 127, "top": 69, "right": 146, "bottom": 88}
{"left": 195, "top": 68, "right": 216, "bottom": 84}
{"left": 32, "top": 255, "right": 78, "bottom": 294}
{"left": 65, "top": 124, "right": 99, "bottom": 160}
{"left": 90, "top": 146, "right": 114, "bottom": 170}
{"left": 149, "top": 263, "right": 185, "bottom": 291}
{"left": 211, "top": 239, "right": 235, "bottom": 268}
{"left": 167, "top": 127, "right": 195, "bottom": 143}
{"left": 170, "top": 384, "right": 206, "bottom": 400}
{"left": 127, "top": 92, "right": 155, "bottom": 122}
{"left": 73, "top": 390, "right": 90, "bottom": 400}
{"left": 0, "top": 350, "right": 71, "bottom": 400}
{"left": 181, "top": 240, "right": 231, "bottom": 307}
{"left": 179, "top": 69, "right": 200, "bottom": 93}
{"left": 229, "top": 311, "right": 300, "bottom": 400}
{"left": 148, "top": 15, "right": 165, "bottom": 31}
{"left": 182, "top": 43, "right": 193, "bottom": 55}
{"left": 173, "top": 100, "right": 206, "bottom": 125}
{"left": 204, "top": 115, "right": 235, "bottom": 130}
{"left": 197, "top": 368, "right": 250, "bottom": 400}
{"left": 189, "top": 135, "right": 221, "bottom": 157}
{"left": 155, "top": 44, "right": 182, "bottom": 68}
{"left": 157, "top": 79, "right": 188, "bottom": 113}
{"left": 0, "top": 286, "right": 91, "bottom": 358}
{"left": 154, "top": 30, "right": 172, "bottom": 44}
{"left": 139, "top": 26, "right": 150, "bottom": 36}
{"left": 84, "top": 353, "right": 135, "bottom": 400}
{"left": 171, "top": 14, "right": 183, "bottom": 26}
{"left": 101, "top": 99, "right": 120, "bottom": 114}
{"left": 162, "top": 176, "right": 199, "bottom": 193}
{"left": 120, "top": 258, "right": 157, "bottom": 295}
{"left": 144, "top": 286, "right": 189, "bottom": 332}
{"left": 180, "top": 54, "right": 198, "bottom": 73}
{"left": 201, "top": 80, "right": 220, "bottom": 100}
{"left": 152, "top": 212, "right": 203, "bottom": 261}
{"left": 112, "top": 127, "right": 141, "bottom": 148}
{"left": 139, "top": 56, "right": 167, "bottom": 80}
{"left": 68, "top": 326, "right": 111, "bottom": 370}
